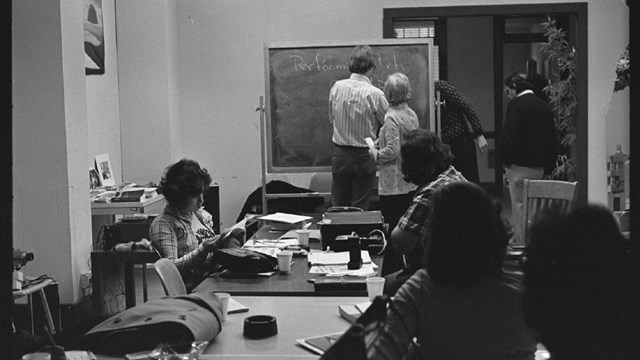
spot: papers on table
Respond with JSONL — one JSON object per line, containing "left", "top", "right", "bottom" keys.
{"left": 308, "top": 250, "right": 372, "bottom": 265}
{"left": 308, "top": 250, "right": 377, "bottom": 276}
{"left": 279, "top": 228, "right": 321, "bottom": 239}
{"left": 258, "top": 212, "right": 312, "bottom": 223}
{"left": 244, "top": 238, "right": 300, "bottom": 249}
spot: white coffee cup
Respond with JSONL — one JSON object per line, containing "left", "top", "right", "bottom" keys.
{"left": 277, "top": 250, "right": 293, "bottom": 273}
{"left": 366, "top": 276, "right": 385, "bottom": 301}
{"left": 214, "top": 292, "right": 230, "bottom": 322}
{"left": 295, "top": 229, "right": 311, "bottom": 248}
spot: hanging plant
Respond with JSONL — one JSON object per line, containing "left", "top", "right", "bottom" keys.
{"left": 614, "top": 45, "right": 630, "bottom": 92}
{"left": 540, "top": 17, "right": 577, "bottom": 182}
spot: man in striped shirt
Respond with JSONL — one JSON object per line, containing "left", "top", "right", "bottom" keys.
{"left": 329, "top": 44, "right": 389, "bottom": 210}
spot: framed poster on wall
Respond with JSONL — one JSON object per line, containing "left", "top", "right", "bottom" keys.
{"left": 84, "top": 0, "right": 105, "bottom": 75}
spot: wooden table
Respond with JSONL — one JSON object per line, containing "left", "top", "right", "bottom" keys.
{"left": 193, "top": 225, "right": 381, "bottom": 296}
{"left": 95, "top": 295, "right": 363, "bottom": 360}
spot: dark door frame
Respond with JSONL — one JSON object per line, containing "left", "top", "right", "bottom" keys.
{"left": 383, "top": 3, "right": 588, "bottom": 205}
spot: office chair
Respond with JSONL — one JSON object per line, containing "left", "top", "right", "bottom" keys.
{"left": 153, "top": 258, "right": 187, "bottom": 296}
{"left": 521, "top": 179, "right": 578, "bottom": 247}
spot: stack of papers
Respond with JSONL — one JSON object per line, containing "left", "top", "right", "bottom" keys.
{"left": 258, "top": 212, "right": 312, "bottom": 230}
{"left": 308, "top": 251, "right": 378, "bottom": 276}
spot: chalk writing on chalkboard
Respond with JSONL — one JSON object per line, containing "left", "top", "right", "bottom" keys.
{"left": 264, "top": 39, "right": 434, "bottom": 173}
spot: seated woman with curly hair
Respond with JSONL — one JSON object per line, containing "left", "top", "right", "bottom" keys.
{"left": 150, "top": 158, "right": 244, "bottom": 290}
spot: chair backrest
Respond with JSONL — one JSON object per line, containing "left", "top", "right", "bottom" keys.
{"left": 153, "top": 258, "right": 187, "bottom": 296}
{"left": 521, "top": 179, "right": 577, "bottom": 246}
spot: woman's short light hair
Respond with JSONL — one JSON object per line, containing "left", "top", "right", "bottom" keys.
{"left": 384, "top": 72, "right": 411, "bottom": 106}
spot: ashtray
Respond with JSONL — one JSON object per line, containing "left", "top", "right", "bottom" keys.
{"left": 243, "top": 315, "right": 278, "bottom": 339}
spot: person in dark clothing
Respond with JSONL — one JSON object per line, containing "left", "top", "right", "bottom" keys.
{"left": 434, "top": 80, "right": 488, "bottom": 183}
{"left": 499, "top": 72, "right": 557, "bottom": 247}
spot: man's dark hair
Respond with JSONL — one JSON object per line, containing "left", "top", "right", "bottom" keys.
{"left": 348, "top": 45, "right": 376, "bottom": 74}
{"left": 523, "top": 204, "right": 640, "bottom": 360}
{"left": 504, "top": 72, "right": 534, "bottom": 93}
{"left": 400, "top": 129, "right": 452, "bottom": 186}
{"left": 158, "top": 158, "right": 212, "bottom": 209}
{"left": 425, "top": 181, "right": 507, "bottom": 286}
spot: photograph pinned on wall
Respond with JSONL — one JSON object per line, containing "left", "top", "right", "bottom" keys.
{"left": 94, "top": 153, "right": 115, "bottom": 186}
{"left": 84, "top": 0, "right": 105, "bottom": 75}
{"left": 89, "top": 168, "right": 101, "bottom": 189}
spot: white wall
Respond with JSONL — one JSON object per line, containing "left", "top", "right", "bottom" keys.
{"left": 13, "top": 0, "right": 92, "bottom": 303}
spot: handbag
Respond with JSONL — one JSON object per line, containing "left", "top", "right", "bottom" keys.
{"left": 72, "top": 292, "right": 223, "bottom": 356}
{"left": 319, "top": 295, "right": 421, "bottom": 360}
{"left": 213, "top": 248, "right": 278, "bottom": 273}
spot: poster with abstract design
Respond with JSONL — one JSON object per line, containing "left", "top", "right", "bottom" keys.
{"left": 84, "top": 0, "right": 105, "bottom": 75}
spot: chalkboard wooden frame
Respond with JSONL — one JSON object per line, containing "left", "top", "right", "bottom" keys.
{"left": 264, "top": 38, "right": 435, "bottom": 173}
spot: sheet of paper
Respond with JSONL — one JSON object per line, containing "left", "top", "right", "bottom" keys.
{"left": 244, "top": 238, "right": 299, "bottom": 249}
{"left": 280, "top": 229, "right": 321, "bottom": 239}
{"left": 309, "top": 263, "right": 378, "bottom": 277}
{"left": 257, "top": 212, "right": 312, "bottom": 224}
{"left": 308, "top": 250, "right": 372, "bottom": 265}
{"left": 364, "top": 137, "right": 375, "bottom": 151}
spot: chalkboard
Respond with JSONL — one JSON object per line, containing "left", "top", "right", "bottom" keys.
{"left": 264, "top": 39, "right": 434, "bottom": 173}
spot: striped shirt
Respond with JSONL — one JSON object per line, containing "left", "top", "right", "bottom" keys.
{"left": 329, "top": 73, "right": 388, "bottom": 147}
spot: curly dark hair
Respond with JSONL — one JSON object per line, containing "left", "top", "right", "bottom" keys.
{"left": 348, "top": 45, "right": 376, "bottom": 74}
{"left": 424, "top": 181, "right": 508, "bottom": 286}
{"left": 158, "top": 158, "right": 211, "bottom": 209}
{"left": 503, "top": 71, "right": 533, "bottom": 93}
{"left": 400, "top": 129, "right": 453, "bottom": 186}
{"left": 522, "top": 205, "right": 640, "bottom": 360}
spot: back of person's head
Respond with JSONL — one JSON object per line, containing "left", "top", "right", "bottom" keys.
{"left": 400, "top": 128, "right": 452, "bottom": 185}
{"left": 523, "top": 204, "right": 640, "bottom": 360}
{"left": 384, "top": 72, "right": 411, "bottom": 106}
{"left": 349, "top": 45, "right": 375, "bottom": 74}
{"left": 158, "top": 158, "right": 212, "bottom": 209}
{"left": 425, "top": 181, "right": 508, "bottom": 286}
{"left": 504, "top": 72, "right": 533, "bottom": 93}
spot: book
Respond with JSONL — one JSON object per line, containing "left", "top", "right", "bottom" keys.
{"left": 296, "top": 331, "right": 344, "bottom": 355}
{"left": 227, "top": 297, "right": 249, "bottom": 314}
{"left": 338, "top": 301, "right": 371, "bottom": 323}
{"left": 110, "top": 189, "right": 145, "bottom": 203}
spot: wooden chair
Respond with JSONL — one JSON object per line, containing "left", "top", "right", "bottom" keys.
{"left": 521, "top": 179, "right": 578, "bottom": 247}
{"left": 153, "top": 258, "right": 187, "bottom": 296}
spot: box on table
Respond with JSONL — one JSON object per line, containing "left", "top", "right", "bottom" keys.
{"left": 318, "top": 211, "right": 385, "bottom": 251}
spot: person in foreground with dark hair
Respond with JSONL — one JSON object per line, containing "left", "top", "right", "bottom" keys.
{"left": 522, "top": 204, "right": 640, "bottom": 360}
{"left": 500, "top": 71, "right": 557, "bottom": 248}
{"left": 329, "top": 44, "right": 389, "bottom": 210}
{"left": 368, "top": 181, "right": 536, "bottom": 360}
{"left": 150, "top": 158, "right": 244, "bottom": 291}
{"left": 383, "top": 128, "right": 466, "bottom": 292}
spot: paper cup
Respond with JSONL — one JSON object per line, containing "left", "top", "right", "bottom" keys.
{"left": 215, "top": 292, "right": 230, "bottom": 322}
{"left": 277, "top": 251, "right": 293, "bottom": 273}
{"left": 295, "top": 229, "right": 311, "bottom": 248}
{"left": 366, "top": 277, "right": 385, "bottom": 301}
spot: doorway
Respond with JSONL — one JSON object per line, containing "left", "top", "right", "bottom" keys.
{"left": 383, "top": 3, "right": 587, "bottom": 202}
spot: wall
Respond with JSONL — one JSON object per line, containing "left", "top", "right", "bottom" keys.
{"left": 86, "top": 0, "right": 122, "bottom": 184}
{"left": 12, "top": 0, "right": 92, "bottom": 303}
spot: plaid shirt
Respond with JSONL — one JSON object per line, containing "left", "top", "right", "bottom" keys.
{"left": 398, "top": 165, "right": 467, "bottom": 244}
{"left": 149, "top": 205, "right": 216, "bottom": 275}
